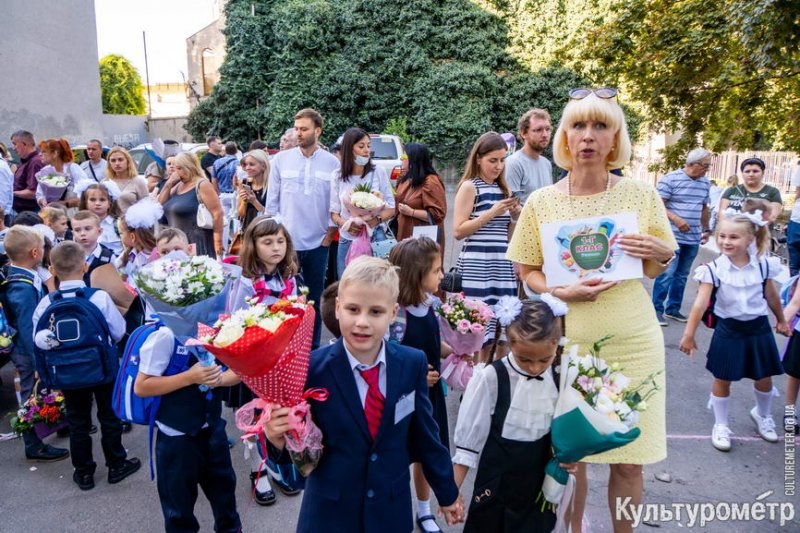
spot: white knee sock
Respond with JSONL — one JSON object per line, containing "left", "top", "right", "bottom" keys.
{"left": 416, "top": 499, "right": 439, "bottom": 531}
{"left": 709, "top": 393, "right": 729, "bottom": 426}
{"left": 250, "top": 444, "right": 272, "bottom": 493}
{"left": 753, "top": 387, "right": 775, "bottom": 418}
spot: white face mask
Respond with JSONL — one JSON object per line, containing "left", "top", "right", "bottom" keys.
{"left": 354, "top": 155, "right": 370, "bottom": 166}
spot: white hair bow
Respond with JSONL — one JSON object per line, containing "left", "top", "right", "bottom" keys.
{"left": 541, "top": 292, "right": 569, "bottom": 317}
{"left": 723, "top": 208, "right": 769, "bottom": 227}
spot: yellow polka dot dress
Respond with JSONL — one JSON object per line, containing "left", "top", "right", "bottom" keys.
{"left": 507, "top": 179, "right": 677, "bottom": 464}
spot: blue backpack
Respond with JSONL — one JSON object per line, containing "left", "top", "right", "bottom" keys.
{"left": 33, "top": 287, "right": 118, "bottom": 390}
{"left": 112, "top": 321, "right": 191, "bottom": 478}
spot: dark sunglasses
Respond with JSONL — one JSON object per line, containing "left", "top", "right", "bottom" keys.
{"left": 569, "top": 87, "right": 618, "bottom": 100}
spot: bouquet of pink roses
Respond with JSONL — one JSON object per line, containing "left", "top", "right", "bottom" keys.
{"left": 436, "top": 292, "right": 494, "bottom": 390}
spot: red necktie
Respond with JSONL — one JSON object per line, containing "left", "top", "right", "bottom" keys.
{"left": 359, "top": 366, "right": 384, "bottom": 440}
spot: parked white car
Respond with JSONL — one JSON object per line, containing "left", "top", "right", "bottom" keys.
{"left": 369, "top": 134, "right": 405, "bottom": 186}
{"left": 128, "top": 143, "right": 207, "bottom": 179}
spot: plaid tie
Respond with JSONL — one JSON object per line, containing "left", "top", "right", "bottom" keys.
{"left": 359, "top": 366, "right": 384, "bottom": 440}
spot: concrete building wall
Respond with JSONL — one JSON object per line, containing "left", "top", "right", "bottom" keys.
{"left": 186, "top": 16, "right": 226, "bottom": 107}
{"left": 0, "top": 0, "right": 105, "bottom": 144}
{"left": 147, "top": 117, "right": 192, "bottom": 143}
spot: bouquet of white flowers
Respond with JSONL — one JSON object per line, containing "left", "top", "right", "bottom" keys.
{"left": 137, "top": 255, "right": 227, "bottom": 307}
{"left": 542, "top": 337, "right": 661, "bottom": 532}
{"left": 36, "top": 171, "right": 70, "bottom": 202}
{"left": 342, "top": 182, "right": 386, "bottom": 219}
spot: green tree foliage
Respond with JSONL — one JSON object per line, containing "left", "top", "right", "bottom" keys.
{"left": 99, "top": 54, "right": 146, "bottom": 115}
{"left": 588, "top": 0, "right": 800, "bottom": 167}
{"left": 186, "top": 0, "right": 601, "bottom": 163}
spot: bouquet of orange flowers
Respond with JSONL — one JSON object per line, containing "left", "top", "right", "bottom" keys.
{"left": 10, "top": 386, "right": 67, "bottom": 439}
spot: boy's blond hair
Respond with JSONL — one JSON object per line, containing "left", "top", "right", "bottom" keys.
{"left": 71, "top": 210, "right": 101, "bottom": 227}
{"left": 4, "top": 226, "right": 44, "bottom": 261}
{"left": 49, "top": 241, "right": 86, "bottom": 277}
{"left": 156, "top": 227, "right": 189, "bottom": 246}
{"left": 338, "top": 256, "right": 399, "bottom": 302}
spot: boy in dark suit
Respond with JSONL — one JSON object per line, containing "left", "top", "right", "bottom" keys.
{"left": 267, "top": 256, "right": 464, "bottom": 533}
{"left": 0, "top": 226, "right": 69, "bottom": 462}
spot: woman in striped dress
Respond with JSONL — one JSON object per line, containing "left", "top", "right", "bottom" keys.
{"left": 453, "top": 132, "right": 522, "bottom": 363}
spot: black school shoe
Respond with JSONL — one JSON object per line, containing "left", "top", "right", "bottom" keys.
{"left": 250, "top": 471, "right": 277, "bottom": 506}
{"left": 272, "top": 476, "right": 301, "bottom": 496}
{"left": 26, "top": 444, "right": 69, "bottom": 462}
{"left": 121, "top": 422, "right": 132, "bottom": 433}
{"left": 416, "top": 514, "right": 443, "bottom": 533}
{"left": 73, "top": 470, "right": 95, "bottom": 491}
{"left": 108, "top": 458, "right": 141, "bottom": 484}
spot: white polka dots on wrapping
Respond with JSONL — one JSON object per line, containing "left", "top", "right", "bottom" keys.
{"left": 241, "top": 308, "right": 316, "bottom": 406}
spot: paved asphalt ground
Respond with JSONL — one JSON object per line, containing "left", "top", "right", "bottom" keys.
{"left": 0, "top": 182, "right": 797, "bottom": 532}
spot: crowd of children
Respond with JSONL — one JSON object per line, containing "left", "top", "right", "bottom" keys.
{"left": 1, "top": 161, "right": 798, "bottom": 533}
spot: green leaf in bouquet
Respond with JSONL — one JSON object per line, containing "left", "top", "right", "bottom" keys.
{"left": 352, "top": 182, "right": 374, "bottom": 194}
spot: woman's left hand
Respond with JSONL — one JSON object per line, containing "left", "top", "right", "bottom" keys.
{"left": 397, "top": 203, "right": 413, "bottom": 216}
{"left": 619, "top": 234, "right": 674, "bottom": 263}
{"left": 509, "top": 201, "right": 522, "bottom": 220}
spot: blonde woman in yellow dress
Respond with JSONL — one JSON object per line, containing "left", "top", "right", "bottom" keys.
{"left": 507, "top": 88, "right": 677, "bottom": 533}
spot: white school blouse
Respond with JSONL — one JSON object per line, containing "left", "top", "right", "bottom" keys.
{"left": 693, "top": 254, "right": 782, "bottom": 321}
{"left": 452, "top": 354, "right": 558, "bottom": 469}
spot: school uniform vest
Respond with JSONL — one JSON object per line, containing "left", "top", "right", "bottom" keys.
{"left": 156, "top": 350, "right": 223, "bottom": 436}
{"left": 83, "top": 244, "right": 114, "bottom": 286}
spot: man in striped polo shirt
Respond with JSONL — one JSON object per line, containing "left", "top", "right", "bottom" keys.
{"left": 652, "top": 148, "right": 712, "bottom": 325}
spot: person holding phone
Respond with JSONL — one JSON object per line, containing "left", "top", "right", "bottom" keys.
{"left": 237, "top": 150, "right": 270, "bottom": 232}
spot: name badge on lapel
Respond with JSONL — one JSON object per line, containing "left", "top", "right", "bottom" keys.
{"left": 394, "top": 391, "right": 415, "bottom": 424}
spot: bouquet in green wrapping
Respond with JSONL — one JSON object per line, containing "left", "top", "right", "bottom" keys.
{"left": 542, "top": 337, "right": 661, "bottom": 530}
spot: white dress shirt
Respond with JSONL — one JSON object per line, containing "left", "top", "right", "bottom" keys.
{"left": 32, "top": 279, "right": 126, "bottom": 343}
{"left": 453, "top": 354, "right": 558, "bottom": 469}
{"left": 98, "top": 215, "right": 122, "bottom": 254}
{"left": 693, "top": 253, "right": 782, "bottom": 321}
{"left": 344, "top": 341, "right": 387, "bottom": 407}
{"left": 265, "top": 146, "right": 340, "bottom": 251}
{"left": 137, "top": 326, "right": 203, "bottom": 436}
{"left": 0, "top": 159, "right": 14, "bottom": 212}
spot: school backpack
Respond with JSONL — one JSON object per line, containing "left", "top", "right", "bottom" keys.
{"left": 112, "top": 321, "right": 191, "bottom": 478}
{"left": 701, "top": 257, "right": 769, "bottom": 329}
{"left": 33, "top": 287, "right": 119, "bottom": 390}
{"left": 780, "top": 274, "right": 800, "bottom": 307}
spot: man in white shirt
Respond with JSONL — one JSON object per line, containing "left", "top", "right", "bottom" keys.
{"left": 265, "top": 108, "right": 340, "bottom": 348}
{"left": 504, "top": 108, "right": 553, "bottom": 204}
{"left": 80, "top": 139, "right": 107, "bottom": 182}
{"left": 0, "top": 157, "right": 14, "bottom": 224}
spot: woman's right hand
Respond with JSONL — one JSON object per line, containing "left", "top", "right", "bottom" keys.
{"left": 348, "top": 220, "right": 364, "bottom": 236}
{"left": 488, "top": 197, "right": 518, "bottom": 219}
{"left": 557, "top": 278, "right": 619, "bottom": 302}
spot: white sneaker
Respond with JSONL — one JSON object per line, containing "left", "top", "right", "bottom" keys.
{"left": 711, "top": 424, "right": 732, "bottom": 451}
{"left": 750, "top": 407, "right": 779, "bottom": 442}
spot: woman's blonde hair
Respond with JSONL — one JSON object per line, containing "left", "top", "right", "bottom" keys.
{"left": 552, "top": 93, "right": 632, "bottom": 171}
{"left": 172, "top": 152, "right": 205, "bottom": 182}
{"left": 457, "top": 132, "right": 510, "bottom": 197}
{"left": 241, "top": 150, "right": 270, "bottom": 184}
{"left": 105, "top": 146, "right": 137, "bottom": 179}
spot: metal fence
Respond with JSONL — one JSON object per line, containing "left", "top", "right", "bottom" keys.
{"left": 629, "top": 149, "right": 799, "bottom": 192}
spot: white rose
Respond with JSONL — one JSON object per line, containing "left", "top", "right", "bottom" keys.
{"left": 594, "top": 392, "right": 615, "bottom": 414}
{"left": 214, "top": 323, "right": 245, "bottom": 347}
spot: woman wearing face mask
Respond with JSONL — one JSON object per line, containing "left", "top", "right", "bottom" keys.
{"left": 719, "top": 157, "right": 782, "bottom": 222}
{"left": 329, "top": 128, "right": 396, "bottom": 277}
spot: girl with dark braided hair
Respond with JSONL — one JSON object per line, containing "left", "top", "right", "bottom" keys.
{"left": 452, "top": 294, "right": 576, "bottom": 532}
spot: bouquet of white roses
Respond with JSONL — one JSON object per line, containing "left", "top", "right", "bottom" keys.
{"left": 343, "top": 182, "right": 386, "bottom": 219}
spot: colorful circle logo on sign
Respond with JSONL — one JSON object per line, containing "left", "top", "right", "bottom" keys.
{"left": 569, "top": 233, "right": 610, "bottom": 271}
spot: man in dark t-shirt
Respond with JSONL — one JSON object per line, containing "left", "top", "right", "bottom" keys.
{"left": 200, "top": 136, "right": 223, "bottom": 180}
{"left": 10, "top": 130, "right": 43, "bottom": 214}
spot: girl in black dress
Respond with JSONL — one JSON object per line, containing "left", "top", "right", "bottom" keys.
{"left": 387, "top": 237, "right": 451, "bottom": 533}
{"left": 453, "top": 297, "right": 576, "bottom": 533}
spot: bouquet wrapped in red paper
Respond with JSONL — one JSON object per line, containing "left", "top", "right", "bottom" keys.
{"left": 192, "top": 298, "right": 327, "bottom": 475}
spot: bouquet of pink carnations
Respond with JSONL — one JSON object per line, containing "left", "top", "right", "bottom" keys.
{"left": 436, "top": 292, "right": 494, "bottom": 390}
